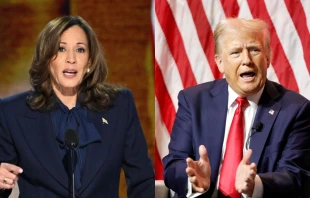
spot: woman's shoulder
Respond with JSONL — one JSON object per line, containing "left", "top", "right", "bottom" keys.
{"left": 113, "top": 88, "right": 135, "bottom": 106}
{"left": 0, "top": 90, "right": 31, "bottom": 111}
{"left": 88, "top": 88, "right": 135, "bottom": 115}
{"left": 1, "top": 90, "right": 30, "bottom": 103}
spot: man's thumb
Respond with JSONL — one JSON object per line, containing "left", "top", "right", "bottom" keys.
{"left": 199, "top": 145, "right": 209, "bottom": 162}
{"left": 242, "top": 149, "right": 252, "bottom": 164}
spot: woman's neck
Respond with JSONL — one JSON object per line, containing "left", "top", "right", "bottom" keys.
{"left": 52, "top": 84, "right": 78, "bottom": 110}
{"left": 57, "top": 95, "right": 77, "bottom": 110}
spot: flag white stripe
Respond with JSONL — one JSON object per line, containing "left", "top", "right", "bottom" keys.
{"left": 267, "top": 64, "right": 280, "bottom": 84}
{"left": 237, "top": 0, "right": 253, "bottom": 19}
{"left": 167, "top": 0, "right": 215, "bottom": 84}
{"left": 201, "top": 0, "right": 226, "bottom": 33}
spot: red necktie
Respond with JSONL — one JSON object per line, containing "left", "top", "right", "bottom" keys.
{"left": 218, "top": 97, "right": 248, "bottom": 198}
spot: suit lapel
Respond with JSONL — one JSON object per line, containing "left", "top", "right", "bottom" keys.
{"left": 79, "top": 108, "right": 118, "bottom": 193}
{"left": 249, "top": 80, "right": 281, "bottom": 165}
{"left": 205, "top": 80, "right": 228, "bottom": 183}
{"left": 16, "top": 108, "right": 69, "bottom": 189}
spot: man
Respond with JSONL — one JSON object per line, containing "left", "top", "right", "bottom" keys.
{"left": 163, "top": 18, "right": 310, "bottom": 198}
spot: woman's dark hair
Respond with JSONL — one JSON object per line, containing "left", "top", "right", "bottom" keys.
{"left": 27, "top": 15, "right": 121, "bottom": 111}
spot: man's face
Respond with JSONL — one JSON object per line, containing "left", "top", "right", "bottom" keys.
{"left": 215, "top": 30, "right": 270, "bottom": 97}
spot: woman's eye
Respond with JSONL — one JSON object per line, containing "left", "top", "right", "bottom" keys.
{"left": 58, "top": 47, "right": 65, "bottom": 52}
{"left": 77, "top": 48, "right": 85, "bottom": 53}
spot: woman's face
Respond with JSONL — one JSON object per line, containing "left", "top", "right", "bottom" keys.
{"left": 49, "top": 25, "right": 89, "bottom": 95}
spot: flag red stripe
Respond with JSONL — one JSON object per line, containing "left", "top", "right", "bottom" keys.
{"left": 187, "top": 0, "right": 222, "bottom": 79}
{"left": 155, "top": 0, "right": 197, "bottom": 88}
{"left": 284, "top": 0, "right": 310, "bottom": 75}
{"left": 155, "top": 60, "right": 176, "bottom": 133}
{"left": 220, "top": 0, "right": 240, "bottom": 17}
{"left": 247, "top": 0, "right": 299, "bottom": 92}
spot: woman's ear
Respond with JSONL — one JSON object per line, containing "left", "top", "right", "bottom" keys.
{"left": 86, "top": 61, "right": 91, "bottom": 73}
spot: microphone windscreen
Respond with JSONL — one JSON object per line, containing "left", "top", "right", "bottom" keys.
{"left": 255, "top": 122, "right": 263, "bottom": 132}
{"left": 65, "top": 129, "right": 79, "bottom": 149}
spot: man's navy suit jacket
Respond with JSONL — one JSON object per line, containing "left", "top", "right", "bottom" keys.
{"left": 163, "top": 79, "right": 310, "bottom": 198}
{"left": 0, "top": 89, "right": 154, "bottom": 198}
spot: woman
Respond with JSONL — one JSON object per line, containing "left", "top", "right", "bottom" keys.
{"left": 0, "top": 16, "right": 154, "bottom": 197}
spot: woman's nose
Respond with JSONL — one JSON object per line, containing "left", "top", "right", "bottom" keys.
{"left": 66, "top": 51, "right": 76, "bottom": 64}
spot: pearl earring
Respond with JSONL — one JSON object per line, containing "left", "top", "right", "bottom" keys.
{"left": 87, "top": 68, "right": 90, "bottom": 73}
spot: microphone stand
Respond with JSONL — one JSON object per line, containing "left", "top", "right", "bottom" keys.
{"left": 65, "top": 129, "right": 79, "bottom": 198}
{"left": 70, "top": 145, "right": 75, "bottom": 198}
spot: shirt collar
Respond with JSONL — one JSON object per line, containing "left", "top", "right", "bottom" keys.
{"left": 227, "top": 85, "right": 264, "bottom": 109}
{"left": 56, "top": 97, "right": 81, "bottom": 113}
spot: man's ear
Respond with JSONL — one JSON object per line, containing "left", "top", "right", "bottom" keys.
{"left": 266, "top": 56, "right": 270, "bottom": 68}
{"left": 215, "top": 54, "right": 224, "bottom": 73}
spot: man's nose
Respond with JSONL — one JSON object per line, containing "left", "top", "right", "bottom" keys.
{"left": 241, "top": 50, "right": 252, "bottom": 65}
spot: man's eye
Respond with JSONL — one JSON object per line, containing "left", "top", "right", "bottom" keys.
{"left": 230, "top": 51, "right": 240, "bottom": 56}
{"left": 250, "top": 48, "right": 260, "bottom": 54}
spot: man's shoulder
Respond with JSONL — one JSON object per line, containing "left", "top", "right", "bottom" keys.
{"left": 182, "top": 79, "right": 226, "bottom": 96}
{"left": 267, "top": 80, "right": 309, "bottom": 104}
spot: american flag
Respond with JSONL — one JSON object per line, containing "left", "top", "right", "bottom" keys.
{"left": 154, "top": 0, "right": 310, "bottom": 180}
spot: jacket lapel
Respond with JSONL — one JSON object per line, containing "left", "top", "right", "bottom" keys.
{"left": 249, "top": 80, "right": 281, "bottom": 165}
{"left": 16, "top": 108, "right": 69, "bottom": 189}
{"left": 205, "top": 80, "right": 228, "bottom": 183}
{"left": 79, "top": 108, "right": 118, "bottom": 193}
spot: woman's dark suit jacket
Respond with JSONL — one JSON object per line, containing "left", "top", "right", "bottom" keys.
{"left": 0, "top": 89, "right": 154, "bottom": 198}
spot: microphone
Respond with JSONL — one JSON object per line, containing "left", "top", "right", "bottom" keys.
{"left": 252, "top": 121, "right": 263, "bottom": 132}
{"left": 65, "top": 129, "right": 79, "bottom": 198}
{"left": 246, "top": 121, "right": 263, "bottom": 149}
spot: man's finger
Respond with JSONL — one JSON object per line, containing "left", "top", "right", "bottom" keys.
{"left": 188, "top": 175, "right": 197, "bottom": 184}
{"left": 250, "top": 162, "right": 257, "bottom": 171}
{"left": 245, "top": 175, "right": 254, "bottom": 183}
{"left": 249, "top": 168, "right": 256, "bottom": 176}
{"left": 241, "top": 149, "right": 252, "bottom": 164}
{"left": 186, "top": 167, "right": 195, "bottom": 176}
{"left": 1, "top": 163, "right": 23, "bottom": 174}
{"left": 192, "top": 185, "right": 205, "bottom": 193}
{"left": 186, "top": 158, "right": 195, "bottom": 168}
{"left": 199, "top": 145, "right": 209, "bottom": 162}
